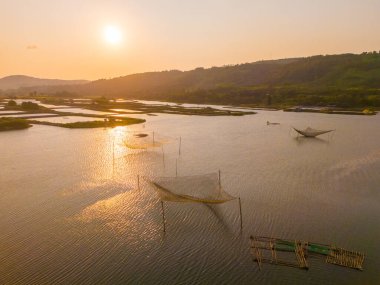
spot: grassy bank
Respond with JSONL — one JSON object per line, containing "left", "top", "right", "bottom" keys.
{"left": 283, "top": 107, "right": 376, "bottom": 115}
{"left": 0, "top": 118, "right": 32, "bottom": 131}
{"left": 74, "top": 101, "right": 255, "bottom": 116}
{"left": 29, "top": 117, "right": 145, "bottom": 129}
{"left": 3, "top": 97, "right": 256, "bottom": 116}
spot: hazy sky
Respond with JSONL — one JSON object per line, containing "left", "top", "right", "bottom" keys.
{"left": 1, "top": 0, "right": 380, "bottom": 80}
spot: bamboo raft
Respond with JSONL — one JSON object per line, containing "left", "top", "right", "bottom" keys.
{"left": 250, "top": 236, "right": 364, "bottom": 271}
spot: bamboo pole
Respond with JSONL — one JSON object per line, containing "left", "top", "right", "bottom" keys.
{"left": 137, "top": 175, "right": 140, "bottom": 190}
{"left": 160, "top": 200, "right": 166, "bottom": 232}
{"left": 270, "top": 240, "right": 274, "bottom": 262}
{"left": 218, "top": 170, "right": 221, "bottom": 187}
{"left": 162, "top": 145, "right": 165, "bottom": 168}
{"left": 238, "top": 197, "right": 243, "bottom": 230}
{"left": 112, "top": 139, "right": 115, "bottom": 179}
{"left": 179, "top": 136, "right": 182, "bottom": 155}
{"left": 175, "top": 159, "right": 178, "bottom": 177}
{"left": 252, "top": 237, "right": 262, "bottom": 270}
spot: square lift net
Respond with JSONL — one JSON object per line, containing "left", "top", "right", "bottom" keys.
{"left": 146, "top": 172, "right": 237, "bottom": 204}
{"left": 123, "top": 131, "right": 173, "bottom": 150}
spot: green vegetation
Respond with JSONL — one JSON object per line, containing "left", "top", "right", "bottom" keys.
{"left": 3, "top": 100, "right": 42, "bottom": 112}
{"left": 0, "top": 118, "right": 32, "bottom": 131}
{"left": 93, "top": 96, "right": 109, "bottom": 105}
{"left": 39, "top": 97, "right": 67, "bottom": 105}
{"left": 19, "top": 52, "right": 378, "bottom": 109}
{"left": 363, "top": 108, "right": 375, "bottom": 115}
{"left": 21, "top": 101, "right": 40, "bottom": 110}
{"left": 2, "top": 96, "right": 253, "bottom": 116}
{"left": 7, "top": 100, "right": 17, "bottom": 107}
{"left": 30, "top": 117, "right": 145, "bottom": 129}
{"left": 2, "top": 52, "right": 380, "bottom": 110}
{"left": 84, "top": 100, "right": 253, "bottom": 116}
{"left": 283, "top": 107, "right": 376, "bottom": 115}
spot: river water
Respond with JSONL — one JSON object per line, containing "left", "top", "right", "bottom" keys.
{"left": 1, "top": 110, "right": 379, "bottom": 284}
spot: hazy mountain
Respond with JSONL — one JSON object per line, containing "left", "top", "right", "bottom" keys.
{"left": 0, "top": 75, "right": 88, "bottom": 90}
{"left": 53, "top": 52, "right": 380, "bottom": 99}
{"left": 6, "top": 52, "right": 380, "bottom": 107}
{"left": 80, "top": 58, "right": 303, "bottom": 97}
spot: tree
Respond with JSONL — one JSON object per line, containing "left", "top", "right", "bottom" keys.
{"left": 21, "top": 102, "right": 39, "bottom": 110}
{"left": 7, "top": 100, "right": 17, "bottom": 107}
{"left": 266, "top": 94, "right": 272, "bottom": 106}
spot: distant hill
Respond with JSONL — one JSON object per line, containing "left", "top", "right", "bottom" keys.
{"left": 79, "top": 58, "right": 303, "bottom": 97}
{"left": 63, "top": 52, "right": 380, "bottom": 97}
{"left": 5, "top": 52, "right": 380, "bottom": 107}
{"left": 0, "top": 75, "right": 88, "bottom": 90}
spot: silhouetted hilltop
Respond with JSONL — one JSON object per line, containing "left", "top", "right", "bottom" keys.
{"left": 4, "top": 52, "right": 380, "bottom": 107}
{"left": 76, "top": 53, "right": 380, "bottom": 96}
{"left": 82, "top": 58, "right": 302, "bottom": 97}
{"left": 0, "top": 75, "right": 88, "bottom": 90}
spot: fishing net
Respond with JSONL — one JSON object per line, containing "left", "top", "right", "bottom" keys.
{"left": 123, "top": 131, "right": 171, "bottom": 150}
{"left": 146, "top": 172, "right": 237, "bottom": 204}
{"left": 293, "top": 127, "right": 334, "bottom": 137}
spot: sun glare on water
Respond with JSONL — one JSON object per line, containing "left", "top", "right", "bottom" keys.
{"left": 104, "top": 25, "right": 122, "bottom": 45}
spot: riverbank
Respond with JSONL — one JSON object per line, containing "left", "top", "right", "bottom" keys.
{"left": 2, "top": 96, "right": 378, "bottom": 121}
{"left": 29, "top": 117, "right": 145, "bottom": 129}
{"left": 0, "top": 117, "right": 32, "bottom": 131}
{"left": 283, "top": 106, "right": 376, "bottom": 115}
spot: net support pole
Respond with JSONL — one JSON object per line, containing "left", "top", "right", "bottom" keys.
{"left": 179, "top": 136, "right": 182, "bottom": 156}
{"left": 175, "top": 159, "right": 178, "bottom": 177}
{"left": 160, "top": 200, "right": 166, "bottom": 232}
{"left": 153, "top": 131, "right": 155, "bottom": 145}
{"left": 218, "top": 169, "right": 222, "bottom": 193}
{"left": 218, "top": 170, "right": 222, "bottom": 194}
{"left": 238, "top": 197, "right": 243, "bottom": 230}
{"left": 162, "top": 145, "right": 165, "bottom": 168}
{"left": 137, "top": 175, "right": 140, "bottom": 190}
{"left": 112, "top": 139, "right": 115, "bottom": 179}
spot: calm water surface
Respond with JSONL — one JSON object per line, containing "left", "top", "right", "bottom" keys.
{"left": 0, "top": 111, "right": 25, "bottom": 115}
{"left": 1, "top": 110, "right": 379, "bottom": 284}
{"left": 0, "top": 113, "right": 57, "bottom": 118}
{"left": 51, "top": 108, "right": 115, "bottom": 115}
{"left": 34, "top": 116, "right": 105, "bottom": 124}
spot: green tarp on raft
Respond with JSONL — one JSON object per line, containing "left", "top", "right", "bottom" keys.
{"left": 274, "top": 240, "right": 330, "bottom": 255}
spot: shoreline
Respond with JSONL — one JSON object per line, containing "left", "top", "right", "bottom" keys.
{"left": 1, "top": 97, "right": 377, "bottom": 121}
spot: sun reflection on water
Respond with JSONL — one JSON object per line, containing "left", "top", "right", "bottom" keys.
{"left": 73, "top": 185, "right": 161, "bottom": 241}
{"left": 63, "top": 126, "right": 166, "bottom": 239}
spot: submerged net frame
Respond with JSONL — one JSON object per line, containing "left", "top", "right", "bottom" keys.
{"left": 123, "top": 131, "right": 169, "bottom": 150}
{"left": 145, "top": 171, "right": 243, "bottom": 232}
{"left": 108, "top": 130, "right": 180, "bottom": 182}
{"left": 122, "top": 131, "right": 182, "bottom": 166}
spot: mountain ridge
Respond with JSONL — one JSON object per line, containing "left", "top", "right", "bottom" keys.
{"left": 2, "top": 52, "right": 380, "bottom": 107}
{"left": 0, "top": 75, "right": 88, "bottom": 90}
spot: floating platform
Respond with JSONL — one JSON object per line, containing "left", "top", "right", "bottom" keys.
{"left": 250, "top": 236, "right": 364, "bottom": 271}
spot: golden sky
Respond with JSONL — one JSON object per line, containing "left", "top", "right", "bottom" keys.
{"left": 1, "top": 0, "right": 380, "bottom": 80}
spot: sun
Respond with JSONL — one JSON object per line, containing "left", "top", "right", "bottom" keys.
{"left": 104, "top": 25, "right": 122, "bottom": 45}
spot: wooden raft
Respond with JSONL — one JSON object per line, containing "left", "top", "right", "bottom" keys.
{"left": 250, "top": 236, "right": 365, "bottom": 271}
{"left": 250, "top": 236, "right": 309, "bottom": 270}
{"left": 326, "top": 246, "right": 365, "bottom": 270}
